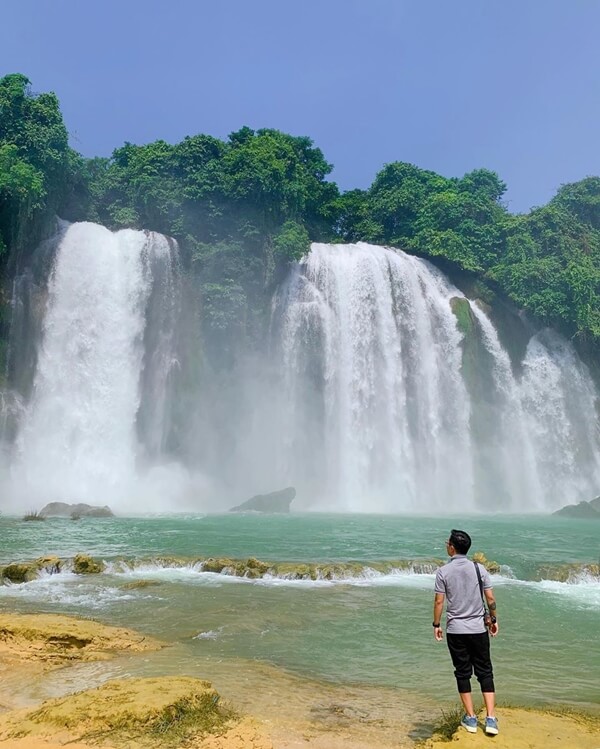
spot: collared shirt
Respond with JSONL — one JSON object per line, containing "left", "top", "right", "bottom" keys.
{"left": 434, "top": 554, "right": 492, "bottom": 634}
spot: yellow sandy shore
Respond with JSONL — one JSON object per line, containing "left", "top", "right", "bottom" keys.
{"left": 0, "top": 612, "right": 598, "bottom": 749}
{"left": 424, "top": 708, "right": 600, "bottom": 749}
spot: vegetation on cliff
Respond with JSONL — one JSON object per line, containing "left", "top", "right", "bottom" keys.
{"left": 3, "top": 73, "right": 600, "bottom": 361}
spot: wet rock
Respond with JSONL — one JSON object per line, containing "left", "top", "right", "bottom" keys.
{"left": 536, "top": 563, "right": 600, "bottom": 583}
{"left": 1, "top": 556, "right": 62, "bottom": 583}
{"left": 472, "top": 551, "right": 501, "bottom": 574}
{"left": 72, "top": 553, "right": 105, "bottom": 574}
{"left": 2, "top": 563, "right": 35, "bottom": 583}
{"left": 122, "top": 579, "right": 163, "bottom": 590}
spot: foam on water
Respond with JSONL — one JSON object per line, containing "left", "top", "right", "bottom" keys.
{"left": 0, "top": 572, "right": 135, "bottom": 608}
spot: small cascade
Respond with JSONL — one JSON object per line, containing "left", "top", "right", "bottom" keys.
{"left": 9, "top": 222, "right": 181, "bottom": 507}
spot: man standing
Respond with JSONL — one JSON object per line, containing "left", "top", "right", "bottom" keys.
{"left": 433, "top": 529, "right": 499, "bottom": 735}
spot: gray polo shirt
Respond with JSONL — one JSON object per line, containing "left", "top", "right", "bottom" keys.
{"left": 434, "top": 554, "right": 492, "bottom": 634}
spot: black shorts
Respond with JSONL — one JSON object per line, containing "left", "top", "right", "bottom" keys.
{"left": 446, "top": 631, "right": 495, "bottom": 693}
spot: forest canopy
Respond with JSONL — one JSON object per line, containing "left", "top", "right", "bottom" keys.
{"left": 2, "top": 73, "right": 600, "bottom": 350}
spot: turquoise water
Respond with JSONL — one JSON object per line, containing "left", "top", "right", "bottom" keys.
{"left": 1, "top": 513, "right": 599, "bottom": 710}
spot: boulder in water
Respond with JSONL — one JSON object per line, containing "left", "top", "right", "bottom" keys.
{"left": 1, "top": 555, "right": 62, "bottom": 583}
{"left": 472, "top": 551, "right": 501, "bottom": 574}
{"left": 73, "top": 553, "right": 105, "bottom": 574}
{"left": 40, "top": 501, "right": 113, "bottom": 518}
{"left": 553, "top": 500, "right": 600, "bottom": 518}
{"left": 229, "top": 486, "right": 296, "bottom": 513}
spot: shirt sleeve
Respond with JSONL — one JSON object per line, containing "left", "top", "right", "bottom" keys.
{"left": 434, "top": 568, "right": 446, "bottom": 594}
{"left": 480, "top": 564, "right": 493, "bottom": 590}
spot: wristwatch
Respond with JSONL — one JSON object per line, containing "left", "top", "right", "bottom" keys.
{"left": 432, "top": 622, "right": 441, "bottom": 627}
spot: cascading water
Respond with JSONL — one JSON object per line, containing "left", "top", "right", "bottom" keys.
{"left": 273, "top": 242, "right": 600, "bottom": 511}
{"left": 274, "top": 242, "right": 475, "bottom": 512}
{"left": 519, "top": 330, "right": 600, "bottom": 505}
{"left": 9, "top": 222, "right": 181, "bottom": 508}
{"left": 2, "top": 230, "right": 599, "bottom": 514}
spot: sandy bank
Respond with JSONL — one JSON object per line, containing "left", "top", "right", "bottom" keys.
{"left": 424, "top": 707, "right": 600, "bottom": 749}
{"left": 0, "top": 612, "right": 598, "bottom": 748}
{"left": 0, "top": 612, "right": 163, "bottom": 712}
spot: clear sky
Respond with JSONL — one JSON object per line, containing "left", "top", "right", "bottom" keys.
{"left": 2, "top": 0, "right": 600, "bottom": 213}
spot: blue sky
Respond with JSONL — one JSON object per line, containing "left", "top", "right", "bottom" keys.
{"left": 2, "top": 0, "right": 600, "bottom": 213}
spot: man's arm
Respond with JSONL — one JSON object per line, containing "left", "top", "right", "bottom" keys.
{"left": 484, "top": 587, "right": 499, "bottom": 637}
{"left": 433, "top": 592, "right": 444, "bottom": 641}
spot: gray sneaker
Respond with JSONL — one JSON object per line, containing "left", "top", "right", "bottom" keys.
{"left": 485, "top": 716, "right": 499, "bottom": 735}
{"left": 460, "top": 714, "right": 478, "bottom": 733}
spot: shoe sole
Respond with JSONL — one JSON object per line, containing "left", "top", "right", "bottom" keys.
{"left": 485, "top": 726, "right": 499, "bottom": 735}
{"left": 462, "top": 724, "right": 478, "bottom": 734}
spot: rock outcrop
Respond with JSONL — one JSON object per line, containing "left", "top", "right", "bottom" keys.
{"left": 72, "top": 553, "right": 105, "bottom": 574}
{"left": 0, "top": 612, "right": 161, "bottom": 664}
{"left": 0, "top": 677, "right": 233, "bottom": 747}
{"left": 472, "top": 551, "right": 501, "bottom": 574}
{"left": 1, "top": 556, "right": 61, "bottom": 583}
{"left": 229, "top": 487, "right": 296, "bottom": 513}
{"left": 39, "top": 502, "right": 113, "bottom": 518}
{"left": 553, "top": 496, "right": 600, "bottom": 518}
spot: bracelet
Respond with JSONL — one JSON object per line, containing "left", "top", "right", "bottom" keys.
{"left": 432, "top": 622, "right": 441, "bottom": 627}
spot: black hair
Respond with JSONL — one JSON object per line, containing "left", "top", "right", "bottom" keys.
{"left": 449, "top": 529, "right": 472, "bottom": 555}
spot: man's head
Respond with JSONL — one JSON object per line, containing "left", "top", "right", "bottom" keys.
{"left": 447, "top": 529, "right": 472, "bottom": 555}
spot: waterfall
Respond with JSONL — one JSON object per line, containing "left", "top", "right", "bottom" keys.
{"left": 3, "top": 230, "right": 599, "bottom": 514}
{"left": 273, "top": 242, "right": 600, "bottom": 511}
{"left": 274, "top": 242, "right": 474, "bottom": 511}
{"left": 519, "top": 330, "right": 600, "bottom": 506}
{"left": 9, "top": 222, "right": 181, "bottom": 507}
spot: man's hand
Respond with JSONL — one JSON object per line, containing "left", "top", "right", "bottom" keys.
{"left": 489, "top": 622, "right": 499, "bottom": 637}
{"left": 434, "top": 626, "right": 443, "bottom": 641}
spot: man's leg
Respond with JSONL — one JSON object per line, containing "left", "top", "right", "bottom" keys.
{"left": 482, "top": 691, "right": 495, "bottom": 717}
{"left": 446, "top": 634, "right": 475, "bottom": 715}
{"left": 469, "top": 632, "right": 495, "bottom": 716}
{"left": 459, "top": 691, "right": 475, "bottom": 716}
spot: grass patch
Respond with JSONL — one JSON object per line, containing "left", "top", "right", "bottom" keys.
{"left": 148, "top": 692, "right": 236, "bottom": 744}
{"left": 432, "top": 706, "right": 464, "bottom": 741}
{"left": 22, "top": 510, "right": 45, "bottom": 522}
{"left": 44, "top": 681, "right": 239, "bottom": 748}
